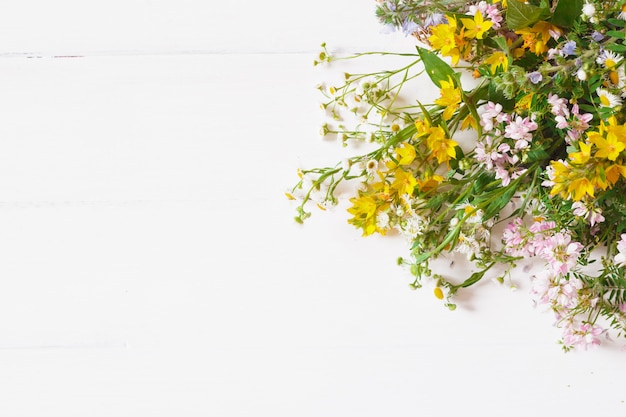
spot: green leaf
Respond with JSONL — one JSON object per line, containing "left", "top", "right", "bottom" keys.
{"left": 605, "top": 43, "right": 626, "bottom": 53}
{"left": 607, "top": 30, "right": 626, "bottom": 40}
{"left": 551, "top": 0, "right": 583, "bottom": 28}
{"left": 492, "top": 35, "right": 509, "bottom": 52}
{"left": 417, "top": 46, "right": 456, "bottom": 88}
{"left": 506, "top": 0, "right": 551, "bottom": 30}
{"left": 482, "top": 184, "right": 517, "bottom": 220}
{"left": 588, "top": 74, "right": 603, "bottom": 91}
{"left": 608, "top": 18, "right": 626, "bottom": 27}
{"left": 578, "top": 104, "right": 595, "bottom": 114}
{"left": 488, "top": 82, "right": 514, "bottom": 112}
{"left": 526, "top": 145, "right": 549, "bottom": 163}
{"left": 472, "top": 172, "right": 495, "bottom": 194}
{"left": 459, "top": 270, "right": 487, "bottom": 288}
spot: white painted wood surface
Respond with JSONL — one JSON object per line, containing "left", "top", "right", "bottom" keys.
{"left": 0, "top": 1, "right": 624, "bottom": 416}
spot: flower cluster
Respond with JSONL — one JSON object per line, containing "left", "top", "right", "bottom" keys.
{"left": 288, "top": 0, "right": 626, "bottom": 352}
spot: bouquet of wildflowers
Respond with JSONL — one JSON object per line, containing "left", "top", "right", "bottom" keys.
{"left": 287, "top": 0, "right": 626, "bottom": 351}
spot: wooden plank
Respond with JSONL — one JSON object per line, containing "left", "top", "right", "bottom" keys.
{"left": 0, "top": 0, "right": 403, "bottom": 55}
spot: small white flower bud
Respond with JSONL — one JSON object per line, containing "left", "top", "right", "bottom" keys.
{"left": 582, "top": 3, "right": 596, "bottom": 17}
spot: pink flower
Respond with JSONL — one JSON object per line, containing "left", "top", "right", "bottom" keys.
{"left": 480, "top": 101, "right": 503, "bottom": 132}
{"left": 504, "top": 115, "right": 537, "bottom": 147}
{"left": 555, "top": 115, "right": 569, "bottom": 129}
{"left": 562, "top": 322, "right": 603, "bottom": 350}
{"left": 547, "top": 93, "right": 570, "bottom": 117}
{"left": 588, "top": 209, "right": 605, "bottom": 227}
{"left": 502, "top": 218, "right": 538, "bottom": 257}
{"left": 495, "top": 166, "right": 511, "bottom": 186}
{"left": 540, "top": 232, "right": 583, "bottom": 275}
{"left": 529, "top": 220, "right": 556, "bottom": 233}
{"left": 531, "top": 271, "right": 582, "bottom": 312}
{"left": 570, "top": 104, "right": 592, "bottom": 129}
{"left": 531, "top": 269, "right": 556, "bottom": 305}
{"left": 553, "top": 275, "right": 583, "bottom": 309}
{"left": 563, "top": 104, "right": 593, "bottom": 142}
{"left": 571, "top": 201, "right": 587, "bottom": 217}
{"left": 572, "top": 202, "right": 605, "bottom": 226}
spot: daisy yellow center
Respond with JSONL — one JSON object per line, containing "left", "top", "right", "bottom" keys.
{"left": 605, "top": 58, "right": 616, "bottom": 69}
{"left": 600, "top": 94, "right": 611, "bottom": 106}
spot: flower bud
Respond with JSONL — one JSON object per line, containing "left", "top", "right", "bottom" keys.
{"left": 434, "top": 287, "right": 444, "bottom": 300}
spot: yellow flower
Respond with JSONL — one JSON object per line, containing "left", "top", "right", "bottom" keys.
{"left": 569, "top": 142, "right": 591, "bottom": 165}
{"left": 461, "top": 11, "right": 493, "bottom": 40}
{"left": 605, "top": 119, "right": 626, "bottom": 143}
{"left": 548, "top": 160, "right": 571, "bottom": 198}
{"left": 434, "top": 76, "right": 462, "bottom": 121}
{"left": 391, "top": 168, "right": 418, "bottom": 196}
{"left": 395, "top": 142, "right": 417, "bottom": 165}
{"left": 428, "top": 18, "right": 457, "bottom": 55}
{"left": 347, "top": 193, "right": 379, "bottom": 236}
{"left": 589, "top": 132, "right": 625, "bottom": 161}
{"left": 347, "top": 185, "right": 390, "bottom": 236}
{"left": 483, "top": 51, "right": 509, "bottom": 74}
{"left": 414, "top": 118, "right": 431, "bottom": 137}
{"left": 516, "top": 21, "right": 561, "bottom": 56}
{"left": 426, "top": 126, "right": 458, "bottom": 165}
{"left": 606, "top": 164, "right": 626, "bottom": 185}
{"left": 428, "top": 16, "right": 463, "bottom": 64}
{"left": 418, "top": 173, "right": 444, "bottom": 193}
{"left": 593, "top": 166, "right": 610, "bottom": 191}
{"left": 568, "top": 177, "right": 595, "bottom": 201}
{"left": 461, "top": 114, "right": 478, "bottom": 131}
{"left": 515, "top": 93, "right": 534, "bottom": 113}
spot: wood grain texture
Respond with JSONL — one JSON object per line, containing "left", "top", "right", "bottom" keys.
{"left": 0, "top": 1, "right": 624, "bottom": 416}
{"left": 0, "top": 0, "right": 397, "bottom": 55}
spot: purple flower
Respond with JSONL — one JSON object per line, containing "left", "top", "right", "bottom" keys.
{"left": 528, "top": 71, "right": 543, "bottom": 84}
{"left": 424, "top": 13, "right": 446, "bottom": 28}
{"left": 562, "top": 40, "right": 577, "bottom": 56}
{"left": 401, "top": 19, "right": 420, "bottom": 36}
{"left": 592, "top": 31, "right": 604, "bottom": 42}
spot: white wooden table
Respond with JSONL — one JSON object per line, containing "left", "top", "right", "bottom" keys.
{"left": 0, "top": 1, "right": 624, "bottom": 415}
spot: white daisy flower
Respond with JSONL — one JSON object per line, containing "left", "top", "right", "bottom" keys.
{"left": 596, "top": 50, "right": 623, "bottom": 69}
{"left": 376, "top": 211, "right": 390, "bottom": 229}
{"left": 456, "top": 203, "right": 483, "bottom": 224}
{"left": 597, "top": 88, "right": 623, "bottom": 107}
{"left": 454, "top": 233, "right": 481, "bottom": 260}
{"left": 364, "top": 159, "right": 378, "bottom": 174}
{"left": 619, "top": 4, "right": 626, "bottom": 20}
{"left": 397, "top": 214, "right": 427, "bottom": 238}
